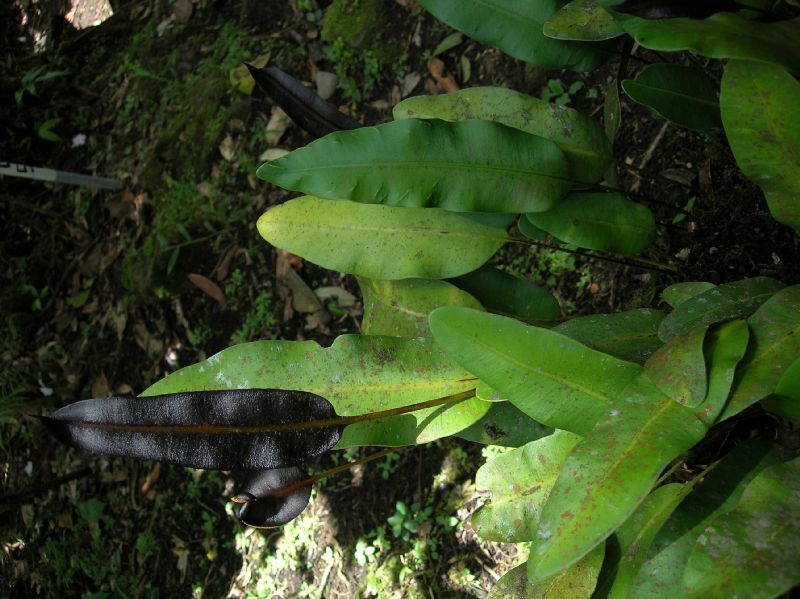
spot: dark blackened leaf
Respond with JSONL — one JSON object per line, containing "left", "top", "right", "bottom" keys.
{"left": 612, "top": 0, "right": 744, "bottom": 19}
{"left": 233, "top": 467, "right": 311, "bottom": 527}
{"left": 41, "top": 389, "right": 341, "bottom": 470}
{"left": 246, "top": 65, "right": 361, "bottom": 138}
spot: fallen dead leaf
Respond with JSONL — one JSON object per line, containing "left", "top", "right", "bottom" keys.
{"left": 402, "top": 72, "right": 421, "bottom": 97}
{"left": 427, "top": 58, "right": 459, "bottom": 93}
{"left": 258, "top": 148, "right": 290, "bottom": 162}
{"left": 314, "top": 286, "right": 357, "bottom": 308}
{"left": 133, "top": 322, "right": 151, "bottom": 351}
{"left": 196, "top": 182, "right": 213, "bottom": 198}
{"left": 212, "top": 244, "right": 240, "bottom": 282}
{"left": 141, "top": 463, "right": 161, "bottom": 494}
{"left": 266, "top": 106, "right": 290, "bottom": 146}
{"left": 91, "top": 372, "right": 110, "bottom": 398}
{"left": 276, "top": 254, "right": 326, "bottom": 316}
{"left": 186, "top": 274, "right": 225, "bottom": 309}
{"left": 219, "top": 135, "right": 237, "bottom": 162}
{"left": 173, "top": 0, "right": 193, "bottom": 22}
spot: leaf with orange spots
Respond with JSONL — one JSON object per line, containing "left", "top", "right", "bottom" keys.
{"left": 529, "top": 374, "right": 706, "bottom": 581}
{"left": 471, "top": 431, "right": 581, "bottom": 543}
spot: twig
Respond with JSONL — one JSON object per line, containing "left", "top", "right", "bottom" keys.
{"left": 509, "top": 236, "right": 677, "bottom": 274}
{"left": 631, "top": 121, "right": 670, "bottom": 193}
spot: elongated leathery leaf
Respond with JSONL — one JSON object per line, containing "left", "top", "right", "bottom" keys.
{"left": 529, "top": 374, "right": 707, "bottom": 581}
{"left": 544, "top": 0, "right": 624, "bottom": 41}
{"left": 658, "top": 276, "right": 784, "bottom": 342}
{"left": 614, "top": 12, "right": 800, "bottom": 71}
{"left": 525, "top": 192, "right": 655, "bottom": 254}
{"left": 622, "top": 64, "right": 722, "bottom": 134}
{"left": 472, "top": 431, "right": 582, "bottom": 543}
{"left": 492, "top": 544, "right": 605, "bottom": 599}
{"left": 246, "top": 65, "right": 360, "bottom": 137}
{"left": 595, "top": 483, "right": 693, "bottom": 599}
{"left": 721, "top": 60, "right": 800, "bottom": 231}
{"left": 449, "top": 266, "right": 562, "bottom": 323}
{"left": 42, "top": 389, "right": 340, "bottom": 470}
{"left": 682, "top": 457, "right": 800, "bottom": 598}
{"left": 661, "top": 281, "right": 715, "bottom": 309}
{"left": 418, "top": 0, "right": 612, "bottom": 72}
{"left": 633, "top": 439, "right": 785, "bottom": 597}
{"left": 762, "top": 357, "right": 800, "bottom": 422}
{"left": 358, "top": 276, "right": 483, "bottom": 338}
{"left": 455, "top": 401, "right": 553, "bottom": 448}
{"left": 429, "top": 308, "right": 643, "bottom": 436}
{"left": 143, "top": 335, "right": 480, "bottom": 448}
{"left": 234, "top": 467, "right": 311, "bottom": 527}
{"left": 393, "top": 87, "right": 612, "bottom": 184}
{"left": 257, "top": 119, "right": 571, "bottom": 213}
{"left": 695, "top": 320, "right": 749, "bottom": 426}
{"left": 645, "top": 325, "right": 709, "bottom": 408}
{"left": 257, "top": 196, "right": 505, "bottom": 280}
{"left": 721, "top": 285, "right": 800, "bottom": 420}
{"left": 554, "top": 308, "right": 665, "bottom": 364}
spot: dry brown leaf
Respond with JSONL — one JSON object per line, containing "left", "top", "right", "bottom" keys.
{"left": 91, "top": 372, "right": 110, "bottom": 398}
{"left": 133, "top": 322, "right": 151, "bottom": 351}
{"left": 212, "top": 244, "right": 240, "bottom": 281}
{"left": 314, "top": 286, "right": 357, "bottom": 307}
{"left": 276, "top": 254, "right": 325, "bottom": 315}
{"left": 427, "top": 58, "right": 459, "bottom": 93}
{"left": 173, "top": 0, "right": 193, "bottom": 23}
{"left": 219, "top": 135, "right": 237, "bottom": 162}
{"left": 187, "top": 273, "right": 226, "bottom": 309}
{"left": 266, "top": 106, "right": 290, "bottom": 146}
{"left": 141, "top": 463, "right": 161, "bottom": 494}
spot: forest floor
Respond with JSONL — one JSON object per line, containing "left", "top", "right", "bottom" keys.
{"left": 2, "top": 1, "right": 798, "bottom": 597}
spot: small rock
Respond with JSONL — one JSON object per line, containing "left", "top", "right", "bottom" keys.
{"left": 315, "top": 71, "right": 338, "bottom": 100}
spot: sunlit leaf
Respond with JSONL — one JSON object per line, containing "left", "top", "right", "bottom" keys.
{"left": 429, "top": 308, "right": 643, "bottom": 436}
{"left": 645, "top": 325, "right": 709, "bottom": 407}
{"left": 42, "top": 389, "right": 341, "bottom": 470}
{"left": 257, "top": 196, "right": 506, "bottom": 280}
{"left": 622, "top": 64, "right": 722, "bottom": 134}
{"left": 721, "top": 60, "right": 800, "bottom": 231}
{"left": 358, "top": 277, "right": 483, "bottom": 337}
{"left": 722, "top": 285, "right": 800, "bottom": 419}
{"left": 143, "top": 335, "right": 479, "bottom": 447}
{"left": 658, "top": 277, "right": 784, "bottom": 342}
{"left": 418, "top": 0, "right": 613, "bottom": 71}
{"left": 529, "top": 374, "right": 706, "bottom": 580}
{"left": 682, "top": 456, "right": 800, "bottom": 597}
{"left": 449, "top": 266, "right": 562, "bottom": 323}
{"left": 544, "top": 0, "right": 624, "bottom": 41}
{"left": 525, "top": 192, "right": 655, "bottom": 254}
{"left": 393, "top": 87, "right": 612, "bottom": 183}
{"left": 257, "top": 119, "right": 572, "bottom": 213}
{"left": 491, "top": 544, "right": 605, "bottom": 598}
{"left": 554, "top": 308, "right": 665, "bottom": 363}
{"left": 472, "top": 431, "right": 582, "bottom": 542}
